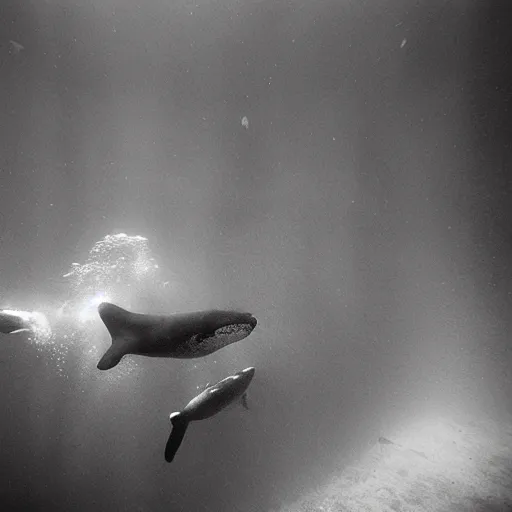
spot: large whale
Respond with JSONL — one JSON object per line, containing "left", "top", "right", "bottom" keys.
{"left": 96, "top": 302, "right": 257, "bottom": 370}
{"left": 165, "top": 366, "right": 256, "bottom": 462}
{"left": 0, "top": 310, "right": 33, "bottom": 334}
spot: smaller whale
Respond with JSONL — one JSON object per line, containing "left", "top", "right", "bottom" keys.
{"left": 165, "top": 366, "right": 256, "bottom": 462}
{"left": 0, "top": 310, "right": 33, "bottom": 334}
{"left": 96, "top": 302, "right": 257, "bottom": 370}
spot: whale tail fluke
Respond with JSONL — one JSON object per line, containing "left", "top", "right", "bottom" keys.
{"left": 165, "top": 412, "right": 189, "bottom": 463}
{"left": 96, "top": 302, "right": 138, "bottom": 370}
{"left": 97, "top": 344, "right": 126, "bottom": 370}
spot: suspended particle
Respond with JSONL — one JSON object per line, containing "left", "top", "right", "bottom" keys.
{"left": 241, "top": 116, "right": 249, "bottom": 130}
{"left": 9, "top": 40, "right": 24, "bottom": 54}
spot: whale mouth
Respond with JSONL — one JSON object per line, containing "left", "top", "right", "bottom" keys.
{"left": 247, "top": 316, "right": 257, "bottom": 329}
{"left": 214, "top": 321, "right": 255, "bottom": 338}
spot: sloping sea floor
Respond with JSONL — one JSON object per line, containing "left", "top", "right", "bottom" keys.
{"left": 278, "top": 414, "right": 512, "bottom": 512}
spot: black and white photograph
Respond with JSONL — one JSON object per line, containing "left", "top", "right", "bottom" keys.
{"left": 1, "top": 1, "right": 511, "bottom": 510}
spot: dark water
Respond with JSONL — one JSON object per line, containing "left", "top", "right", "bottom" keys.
{"left": 1, "top": 1, "right": 511, "bottom": 511}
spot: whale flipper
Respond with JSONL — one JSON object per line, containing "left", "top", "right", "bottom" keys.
{"left": 97, "top": 303, "right": 137, "bottom": 370}
{"left": 165, "top": 413, "right": 189, "bottom": 463}
{"left": 241, "top": 393, "right": 249, "bottom": 410}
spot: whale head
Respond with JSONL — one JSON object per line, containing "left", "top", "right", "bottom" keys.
{"left": 184, "top": 311, "right": 257, "bottom": 356}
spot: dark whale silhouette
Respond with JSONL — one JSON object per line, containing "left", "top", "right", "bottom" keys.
{"left": 96, "top": 302, "right": 257, "bottom": 370}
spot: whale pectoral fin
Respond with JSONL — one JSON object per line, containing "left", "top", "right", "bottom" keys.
{"left": 241, "top": 393, "right": 249, "bottom": 410}
{"left": 165, "top": 419, "right": 189, "bottom": 463}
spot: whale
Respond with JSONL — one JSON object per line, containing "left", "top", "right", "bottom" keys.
{"left": 96, "top": 302, "right": 257, "bottom": 370}
{"left": 0, "top": 310, "right": 33, "bottom": 334}
{"left": 165, "top": 366, "right": 256, "bottom": 462}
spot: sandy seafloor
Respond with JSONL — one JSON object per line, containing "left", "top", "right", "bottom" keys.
{"left": 277, "top": 413, "right": 512, "bottom": 512}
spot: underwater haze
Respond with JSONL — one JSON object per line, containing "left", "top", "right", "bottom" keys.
{"left": 1, "top": 1, "right": 512, "bottom": 511}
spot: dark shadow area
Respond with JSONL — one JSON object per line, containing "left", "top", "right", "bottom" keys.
{"left": 468, "top": 2, "right": 512, "bottom": 258}
{"left": 466, "top": 1, "right": 512, "bottom": 414}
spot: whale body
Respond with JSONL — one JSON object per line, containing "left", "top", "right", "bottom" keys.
{"left": 165, "top": 366, "right": 256, "bottom": 462}
{"left": 96, "top": 302, "right": 257, "bottom": 370}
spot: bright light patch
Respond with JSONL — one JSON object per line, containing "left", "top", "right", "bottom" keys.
{"left": 2, "top": 309, "right": 34, "bottom": 322}
{"left": 53, "top": 232, "right": 170, "bottom": 378}
{"left": 29, "top": 311, "right": 52, "bottom": 337}
{"left": 62, "top": 233, "right": 160, "bottom": 291}
{"left": 7, "top": 232, "right": 174, "bottom": 380}
{"left": 77, "top": 292, "right": 111, "bottom": 324}
{"left": 1, "top": 309, "right": 52, "bottom": 339}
